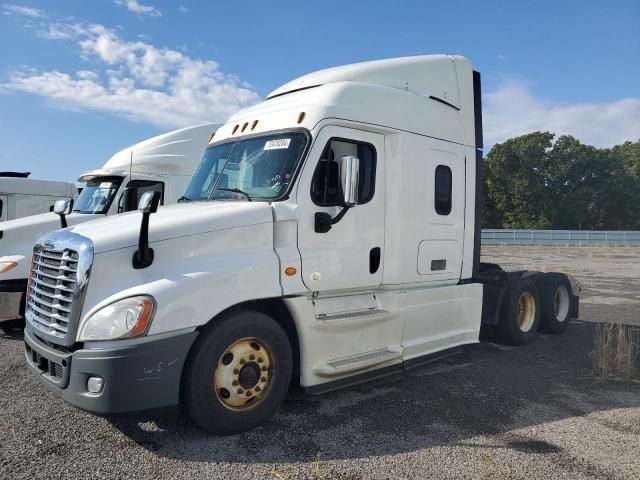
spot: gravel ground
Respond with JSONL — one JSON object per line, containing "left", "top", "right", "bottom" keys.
{"left": 1, "top": 246, "right": 639, "bottom": 479}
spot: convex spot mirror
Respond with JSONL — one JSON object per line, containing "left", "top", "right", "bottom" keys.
{"left": 339, "top": 155, "right": 360, "bottom": 207}
{"left": 53, "top": 198, "right": 73, "bottom": 216}
{"left": 138, "top": 190, "right": 161, "bottom": 213}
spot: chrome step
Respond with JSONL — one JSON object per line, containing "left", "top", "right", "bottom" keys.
{"left": 313, "top": 348, "right": 401, "bottom": 377}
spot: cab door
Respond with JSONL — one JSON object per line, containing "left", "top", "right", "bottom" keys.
{"left": 296, "top": 126, "right": 385, "bottom": 293}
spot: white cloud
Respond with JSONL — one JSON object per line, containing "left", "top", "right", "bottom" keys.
{"left": 179, "top": 5, "right": 187, "bottom": 13}
{"left": 2, "top": 22, "right": 261, "bottom": 127}
{"left": 114, "top": 0, "right": 161, "bottom": 17}
{"left": 3, "top": 4, "right": 44, "bottom": 17}
{"left": 484, "top": 80, "right": 640, "bottom": 148}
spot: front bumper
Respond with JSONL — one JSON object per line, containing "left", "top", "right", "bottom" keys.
{"left": 0, "top": 279, "right": 27, "bottom": 320}
{"left": 24, "top": 327, "right": 198, "bottom": 414}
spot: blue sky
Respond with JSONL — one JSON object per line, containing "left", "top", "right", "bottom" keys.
{"left": 1, "top": 0, "right": 639, "bottom": 181}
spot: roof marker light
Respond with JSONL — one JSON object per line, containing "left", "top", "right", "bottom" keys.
{"left": 232, "top": 124, "right": 239, "bottom": 134}
{"left": 251, "top": 120, "right": 258, "bottom": 130}
{"left": 241, "top": 122, "right": 248, "bottom": 133}
{"left": 297, "top": 112, "right": 306, "bottom": 124}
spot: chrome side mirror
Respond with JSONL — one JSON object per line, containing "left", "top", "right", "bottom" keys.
{"left": 138, "top": 190, "right": 161, "bottom": 213}
{"left": 133, "top": 190, "right": 161, "bottom": 269}
{"left": 340, "top": 155, "right": 359, "bottom": 207}
{"left": 314, "top": 156, "right": 360, "bottom": 234}
{"left": 53, "top": 198, "right": 74, "bottom": 228}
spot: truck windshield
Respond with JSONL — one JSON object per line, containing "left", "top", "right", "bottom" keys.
{"left": 73, "top": 177, "right": 122, "bottom": 214}
{"left": 183, "top": 132, "right": 308, "bottom": 202}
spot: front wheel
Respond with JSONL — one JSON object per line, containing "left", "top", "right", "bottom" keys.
{"left": 182, "top": 309, "right": 292, "bottom": 434}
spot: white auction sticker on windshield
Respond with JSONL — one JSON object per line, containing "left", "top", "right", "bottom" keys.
{"left": 264, "top": 138, "right": 291, "bottom": 150}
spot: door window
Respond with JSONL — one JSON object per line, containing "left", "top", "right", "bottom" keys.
{"left": 118, "top": 180, "right": 165, "bottom": 212}
{"left": 311, "top": 139, "right": 376, "bottom": 206}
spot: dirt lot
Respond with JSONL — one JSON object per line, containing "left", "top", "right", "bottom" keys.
{"left": 1, "top": 246, "right": 639, "bottom": 479}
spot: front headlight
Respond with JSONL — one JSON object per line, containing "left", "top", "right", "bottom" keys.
{"left": 78, "top": 295, "right": 155, "bottom": 341}
{"left": 0, "top": 261, "right": 17, "bottom": 275}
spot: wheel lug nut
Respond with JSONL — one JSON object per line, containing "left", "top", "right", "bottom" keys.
{"left": 232, "top": 380, "right": 238, "bottom": 386}
{"left": 249, "top": 354, "right": 255, "bottom": 361}
{"left": 257, "top": 357, "right": 263, "bottom": 363}
{"left": 233, "top": 369, "right": 239, "bottom": 374}
{"left": 245, "top": 391, "right": 252, "bottom": 397}
{"left": 255, "top": 386, "right": 261, "bottom": 392}
{"left": 237, "top": 389, "right": 244, "bottom": 394}
{"left": 240, "top": 359, "right": 246, "bottom": 365}
{"left": 261, "top": 377, "right": 267, "bottom": 382}
{"left": 261, "top": 366, "right": 267, "bottom": 371}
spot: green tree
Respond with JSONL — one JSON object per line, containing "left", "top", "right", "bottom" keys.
{"left": 482, "top": 133, "right": 640, "bottom": 230}
{"left": 483, "top": 132, "right": 553, "bottom": 228}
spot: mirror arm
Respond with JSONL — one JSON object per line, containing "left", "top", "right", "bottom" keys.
{"left": 132, "top": 211, "right": 154, "bottom": 269}
{"left": 314, "top": 206, "right": 351, "bottom": 233}
{"left": 58, "top": 214, "right": 68, "bottom": 229}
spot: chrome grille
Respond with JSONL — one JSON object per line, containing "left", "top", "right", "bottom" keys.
{"left": 26, "top": 248, "right": 78, "bottom": 338}
{"left": 25, "top": 231, "right": 94, "bottom": 347}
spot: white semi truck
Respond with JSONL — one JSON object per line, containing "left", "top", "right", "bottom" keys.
{"left": 0, "top": 172, "right": 78, "bottom": 221}
{"left": 0, "top": 123, "right": 218, "bottom": 321}
{"left": 23, "top": 56, "right": 579, "bottom": 435}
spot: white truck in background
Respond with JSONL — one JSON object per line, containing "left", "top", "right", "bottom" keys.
{"left": 22, "top": 56, "right": 580, "bottom": 435}
{"left": 0, "top": 123, "right": 218, "bottom": 322}
{"left": 0, "top": 172, "right": 78, "bottom": 221}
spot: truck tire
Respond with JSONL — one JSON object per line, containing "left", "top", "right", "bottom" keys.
{"left": 498, "top": 278, "right": 540, "bottom": 346}
{"left": 538, "top": 273, "right": 572, "bottom": 334}
{"left": 182, "top": 309, "right": 292, "bottom": 435}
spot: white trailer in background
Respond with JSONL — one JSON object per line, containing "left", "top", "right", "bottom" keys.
{"left": 0, "top": 173, "right": 78, "bottom": 222}
{"left": 22, "top": 56, "right": 580, "bottom": 435}
{"left": 0, "top": 123, "right": 219, "bottom": 321}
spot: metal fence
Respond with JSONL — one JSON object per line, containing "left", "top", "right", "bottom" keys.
{"left": 481, "top": 229, "right": 640, "bottom": 247}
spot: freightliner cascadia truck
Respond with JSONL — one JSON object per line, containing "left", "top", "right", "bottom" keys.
{"left": 22, "top": 56, "right": 579, "bottom": 434}
{"left": 0, "top": 124, "right": 218, "bottom": 323}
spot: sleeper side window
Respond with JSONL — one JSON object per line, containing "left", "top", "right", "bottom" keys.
{"left": 311, "top": 139, "right": 376, "bottom": 207}
{"left": 434, "top": 165, "right": 452, "bottom": 215}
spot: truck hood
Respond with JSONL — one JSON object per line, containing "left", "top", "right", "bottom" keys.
{"left": 0, "top": 212, "right": 101, "bottom": 256}
{"left": 67, "top": 202, "right": 274, "bottom": 254}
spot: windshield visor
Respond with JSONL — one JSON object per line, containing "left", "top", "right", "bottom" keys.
{"left": 73, "top": 177, "right": 123, "bottom": 214}
{"left": 183, "top": 131, "right": 308, "bottom": 201}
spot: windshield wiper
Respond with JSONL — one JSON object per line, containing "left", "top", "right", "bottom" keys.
{"left": 214, "top": 187, "right": 252, "bottom": 201}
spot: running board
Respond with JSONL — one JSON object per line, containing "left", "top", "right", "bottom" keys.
{"left": 313, "top": 348, "right": 401, "bottom": 377}
{"left": 316, "top": 308, "right": 389, "bottom": 322}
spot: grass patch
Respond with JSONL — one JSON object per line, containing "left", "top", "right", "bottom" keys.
{"left": 593, "top": 322, "right": 640, "bottom": 380}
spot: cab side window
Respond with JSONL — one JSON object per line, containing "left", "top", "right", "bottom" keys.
{"left": 311, "top": 139, "right": 376, "bottom": 206}
{"left": 118, "top": 180, "right": 165, "bottom": 213}
{"left": 434, "top": 165, "right": 452, "bottom": 215}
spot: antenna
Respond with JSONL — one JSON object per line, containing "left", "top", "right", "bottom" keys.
{"left": 129, "top": 150, "right": 133, "bottom": 180}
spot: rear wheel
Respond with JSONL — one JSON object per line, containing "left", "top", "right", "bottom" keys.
{"left": 539, "top": 273, "right": 572, "bottom": 334}
{"left": 182, "top": 309, "right": 292, "bottom": 434}
{"left": 498, "top": 278, "right": 540, "bottom": 345}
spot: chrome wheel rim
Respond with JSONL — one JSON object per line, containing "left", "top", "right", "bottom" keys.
{"left": 553, "top": 285, "right": 570, "bottom": 322}
{"left": 517, "top": 292, "right": 536, "bottom": 332}
{"left": 214, "top": 337, "right": 273, "bottom": 411}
